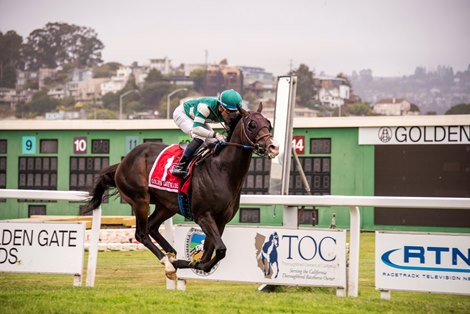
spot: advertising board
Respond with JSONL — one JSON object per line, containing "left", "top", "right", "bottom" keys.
{"left": 376, "top": 231, "right": 470, "bottom": 295}
{"left": 175, "top": 225, "right": 346, "bottom": 288}
{"left": 0, "top": 221, "right": 85, "bottom": 275}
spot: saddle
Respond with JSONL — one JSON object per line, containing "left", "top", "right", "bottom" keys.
{"left": 148, "top": 142, "right": 223, "bottom": 221}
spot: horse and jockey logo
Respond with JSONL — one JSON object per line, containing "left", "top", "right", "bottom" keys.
{"left": 255, "top": 232, "right": 280, "bottom": 279}
{"left": 184, "top": 228, "right": 219, "bottom": 276}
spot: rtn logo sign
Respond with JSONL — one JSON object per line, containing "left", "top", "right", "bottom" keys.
{"left": 382, "top": 246, "right": 470, "bottom": 273}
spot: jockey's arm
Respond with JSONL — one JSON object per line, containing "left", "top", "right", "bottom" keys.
{"left": 191, "top": 103, "right": 215, "bottom": 138}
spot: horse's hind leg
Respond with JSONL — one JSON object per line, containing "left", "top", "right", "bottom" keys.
{"left": 125, "top": 195, "right": 177, "bottom": 280}
{"left": 148, "top": 207, "right": 177, "bottom": 255}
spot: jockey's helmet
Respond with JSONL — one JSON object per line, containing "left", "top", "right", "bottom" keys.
{"left": 219, "top": 89, "right": 242, "bottom": 111}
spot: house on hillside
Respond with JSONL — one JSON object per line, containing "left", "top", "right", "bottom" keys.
{"left": 149, "top": 57, "right": 172, "bottom": 75}
{"left": 315, "top": 76, "right": 351, "bottom": 108}
{"left": 373, "top": 98, "right": 412, "bottom": 115}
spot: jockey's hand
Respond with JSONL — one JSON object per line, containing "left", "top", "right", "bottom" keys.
{"left": 214, "top": 132, "right": 227, "bottom": 142}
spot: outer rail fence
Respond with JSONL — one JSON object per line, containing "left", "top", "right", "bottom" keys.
{"left": 2, "top": 190, "right": 469, "bottom": 295}
{"left": 0, "top": 189, "right": 101, "bottom": 287}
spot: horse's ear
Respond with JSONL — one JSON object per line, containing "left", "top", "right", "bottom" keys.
{"left": 237, "top": 104, "right": 248, "bottom": 116}
{"left": 257, "top": 102, "right": 263, "bottom": 113}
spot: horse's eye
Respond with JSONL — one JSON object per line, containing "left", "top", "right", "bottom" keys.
{"left": 248, "top": 121, "right": 257, "bottom": 132}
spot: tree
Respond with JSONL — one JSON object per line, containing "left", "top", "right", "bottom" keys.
{"left": 102, "top": 92, "right": 120, "bottom": 111}
{"left": 410, "top": 103, "right": 420, "bottom": 114}
{"left": 190, "top": 68, "right": 206, "bottom": 93}
{"left": 15, "top": 89, "right": 59, "bottom": 117}
{"left": 141, "top": 81, "right": 172, "bottom": 113}
{"left": 0, "top": 31, "right": 23, "bottom": 88}
{"left": 342, "top": 102, "right": 373, "bottom": 116}
{"left": 289, "top": 64, "right": 315, "bottom": 108}
{"left": 145, "top": 69, "right": 164, "bottom": 82}
{"left": 23, "top": 22, "right": 104, "bottom": 70}
{"left": 445, "top": 103, "right": 470, "bottom": 115}
{"left": 93, "top": 62, "right": 121, "bottom": 78}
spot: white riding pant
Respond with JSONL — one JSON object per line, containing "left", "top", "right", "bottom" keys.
{"left": 173, "top": 104, "right": 217, "bottom": 144}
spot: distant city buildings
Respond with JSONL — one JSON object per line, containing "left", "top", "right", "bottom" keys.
{"left": 1, "top": 56, "right": 469, "bottom": 118}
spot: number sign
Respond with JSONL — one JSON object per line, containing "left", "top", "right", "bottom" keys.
{"left": 22, "top": 136, "right": 36, "bottom": 154}
{"left": 292, "top": 136, "right": 305, "bottom": 155}
{"left": 73, "top": 137, "right": 87, "bottom": 154}
{"left": 125, "top": 136, "right": 139, "bottom": 154}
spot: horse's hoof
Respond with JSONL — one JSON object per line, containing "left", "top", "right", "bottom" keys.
{"left": 165, "top": 270, "right": 177, "bottom": 280}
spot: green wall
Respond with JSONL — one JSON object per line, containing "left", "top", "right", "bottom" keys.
{"left": 1, "top": 126, "right": 467, "bottom": 233}
{"left": 292, "top": 127, "right": 375, "bottom": 230}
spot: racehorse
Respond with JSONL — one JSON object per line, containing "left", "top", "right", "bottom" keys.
{"left": 261, "top": 232, "right": 279, "bottom": 278}
{"left": 82, "top": 103, "right": 279, "bottom": 280}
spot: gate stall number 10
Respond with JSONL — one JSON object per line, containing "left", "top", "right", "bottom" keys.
{"left": 73, "top": 137, "right": 87, "bottom": 154}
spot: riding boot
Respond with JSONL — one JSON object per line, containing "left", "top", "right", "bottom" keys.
{"left": 172, "top": 155, "right": 191, "bottom": 177}
{"left": 172, "top": 138, "right": 203, "bottom": 178}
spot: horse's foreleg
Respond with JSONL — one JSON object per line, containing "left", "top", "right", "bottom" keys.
{"left": 193, "top": 212, "right": 226, "bottom": 273}
{"left": 199, "top": 238, "right": 215, "bottom": 264}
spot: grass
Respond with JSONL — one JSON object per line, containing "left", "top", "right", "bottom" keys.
{"left": 1, "top": 232, "right": 469, "bottom": 313}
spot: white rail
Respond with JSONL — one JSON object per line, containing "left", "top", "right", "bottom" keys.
{"left": 0, "top": 189, "right": 100, "bottom": 287}
{"left": 3, "top": 190, "right": 469, "bottom": 295}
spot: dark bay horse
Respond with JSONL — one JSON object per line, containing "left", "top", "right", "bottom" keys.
{"left": 83, "top": 104, "right": 279, "bottom": 280}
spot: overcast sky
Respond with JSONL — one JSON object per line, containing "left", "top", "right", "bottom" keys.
{"left": 1, "top": 0, "right": 469, "bottom": 77}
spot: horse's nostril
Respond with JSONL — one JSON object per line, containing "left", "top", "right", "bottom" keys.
{"left": 269, "top": 143, "right": 280, "bottom": 154}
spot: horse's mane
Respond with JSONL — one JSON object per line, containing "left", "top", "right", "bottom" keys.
{"left": 226, "top": 113, "right": 243, "bottom": 141}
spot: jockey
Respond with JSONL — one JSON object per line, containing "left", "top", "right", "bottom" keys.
{"left": 171, "top": 89, "right": 242, "bottom": 177}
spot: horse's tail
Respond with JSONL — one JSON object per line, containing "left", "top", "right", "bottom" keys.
{"left": 82, "top": 163, "right": 119, "bottom": 213}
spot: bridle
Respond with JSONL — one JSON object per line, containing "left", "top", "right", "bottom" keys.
{"left": 221, "top": 112, "right": 273, "bottom": 157}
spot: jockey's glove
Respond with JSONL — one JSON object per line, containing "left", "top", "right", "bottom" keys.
{"left": 214, "top": 132, "right": 227, "bottom": 142}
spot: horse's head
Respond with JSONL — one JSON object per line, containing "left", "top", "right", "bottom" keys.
{"left": 272, "top": 232, "right": 279, "bottom": 247}
{"left": 234, "top": 102, "right": 279, "bottom": 159}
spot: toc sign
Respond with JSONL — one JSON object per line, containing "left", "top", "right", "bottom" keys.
{"left": 175, "top": 225, "right": 346, "bottom": 288}
{"left": 0, "top": 221, "right": 85, "bottom": 275}
{"left": 376, "top": 231, "right": 470, "bottom": 295}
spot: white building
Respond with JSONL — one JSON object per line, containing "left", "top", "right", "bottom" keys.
{"left": 238, "top": 66, "right": 274, "bottom": 86}
{"left": 149, "top": 57, "right": 172, "bottom": 75}
{"left": 315, "top": 76, "right": 351, "bottom": 108}
{"left": 100, "top": 66, "right": 133, "bottom": 95}
{"left": 373, "top": 98, "right": 412, "bottom": 116}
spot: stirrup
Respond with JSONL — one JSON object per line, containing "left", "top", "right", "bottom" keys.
{"left": 172, "top": 168, "right": 188, "bottom": 178}
{"left": 172, "top": 163, "right": 188, "bottom": 178}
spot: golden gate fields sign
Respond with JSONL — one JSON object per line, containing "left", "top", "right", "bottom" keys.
{"left": 359, "top": 125, "right": 470, "bottom": 145}
{"left": 0, "top": 221, "right": 85, "bottom": 275}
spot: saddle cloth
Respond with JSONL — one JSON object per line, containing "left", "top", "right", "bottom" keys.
{"left": 149, "top": 144, "right": 183, "bottom": 193}
{"left": 148, "top": 144, "right": 194, "bottom": 194}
